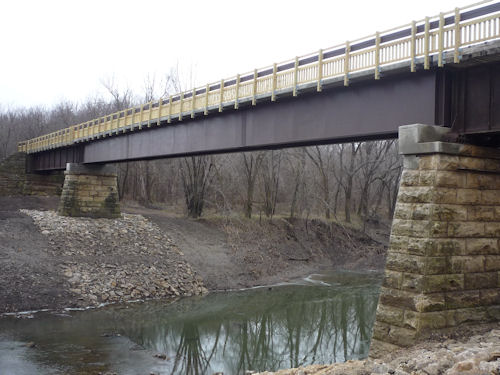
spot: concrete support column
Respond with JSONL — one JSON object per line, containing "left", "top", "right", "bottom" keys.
{"left": 58, "top": 163, "right": 120, "bottom": 218}
{"left": 370, "top": 124, "right": 500, "bottom": 356}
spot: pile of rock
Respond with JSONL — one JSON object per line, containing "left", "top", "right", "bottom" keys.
{"left": 255, "top": 328, "right": 500, "bottom": 375}
{"left": 21, "top": 210, "right": 207, "bottom": 307}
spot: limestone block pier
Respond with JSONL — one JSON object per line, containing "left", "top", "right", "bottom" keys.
{"left": 371, "top": 124, "right": 500, "bottom": 355}
{"left": 58, "top": 163, "right": 120, "bottom": 218}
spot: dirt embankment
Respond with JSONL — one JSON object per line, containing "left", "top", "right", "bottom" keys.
{"left": 126, "top": 206, "right": 388, "bottom": 291}
{"left": 0, "top": 197, "right": 71, "bottom": 313}
{"left": 0, "top": 197, "right": 387, "bottom": 313}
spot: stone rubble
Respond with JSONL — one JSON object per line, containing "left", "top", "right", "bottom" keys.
{"left": 256, "top": 328, "right": 500, "bottom": 375}
{"left": 20, "top": 209, "right": 207, "bottom": 307}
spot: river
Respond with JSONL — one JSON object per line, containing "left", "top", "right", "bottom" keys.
{"left": 0, "top": 270, "right": 382, "bottom": 375}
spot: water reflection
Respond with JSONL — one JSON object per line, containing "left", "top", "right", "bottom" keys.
{"left": 0, "top": 271, "right": 381, "bottom": 375}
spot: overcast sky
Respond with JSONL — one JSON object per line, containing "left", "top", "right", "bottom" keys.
{"left": 0, "top": 0, "right": 484, "bottom": 108}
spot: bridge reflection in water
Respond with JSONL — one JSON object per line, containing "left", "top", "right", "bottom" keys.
{"left": 0, "top": 271, "right": 381, "bottom": 375}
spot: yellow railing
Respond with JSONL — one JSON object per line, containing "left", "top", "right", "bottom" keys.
{"left": 18, "top": 0, "right": 500, "bottom": 154}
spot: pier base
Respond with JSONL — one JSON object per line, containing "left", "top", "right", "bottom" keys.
{"left": 371, "top": 124, "right": 500, "bottom": 356}
{"left": 58, "top": 163, "right": 120, "bottom": 218}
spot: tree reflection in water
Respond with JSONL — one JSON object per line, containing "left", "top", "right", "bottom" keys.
{"left": 0, "top": 271, "right": 381, "bottom": 374}
{"left": 123, "top": 272, "right": 381, "bottom": 375}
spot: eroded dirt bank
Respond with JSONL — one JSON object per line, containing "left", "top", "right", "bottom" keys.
{"left": 0, "top": 197, "right": 386, "bottom": 313}
{"left": 0, "top": 197, "right": 71, "bottom": 312}
{"left": 124, "top": 205, "right": 387, "bottom": 291}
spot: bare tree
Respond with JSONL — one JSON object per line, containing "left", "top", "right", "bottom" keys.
{"left": 0, "top": 109, "right": 14, "bottom": 158}
{"left": 100, "top": 75, "right": 134, "bottom": 111}
{"left": 179, "top": 156, "right": 215, "bottom": 218}
{"left": 332, "top": 143, "right": 362, "bottom": 223}
{"left": 260, "top": 150, "right": 282, "bottom": 218}
{"left": 356, "top": 140, "right": 395, "bottom": 218}
{"left": 286, "top": 148, "right": 307, "bottom": 218}
{"left": 305, "top": 146, "right": 334, "bottom": 219}
{"left": 241, "top": 152, "right": 265, "bottom": 218}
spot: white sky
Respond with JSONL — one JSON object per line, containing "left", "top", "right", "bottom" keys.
{"left": 0, "top": 0, "right": 484, "bottom": 108}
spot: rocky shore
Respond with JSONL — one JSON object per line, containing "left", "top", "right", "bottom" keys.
{"left": 16, "top": 210, "right": 207, "bottom": 309}
{"left": 256, "top": 325, "right": 500, "bottom": 375}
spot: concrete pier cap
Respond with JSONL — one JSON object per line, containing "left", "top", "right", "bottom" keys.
{"left": 64, "top": 162, "right": 118, "bottom": 176}
{"left": 370, "top": 123, "right": 500, "bottom": 357}
{"left": 57, "top": 163, "right": 120, "bottom": 218}
{"left": 399, "top": 123, "right": 500, "bottom": 159}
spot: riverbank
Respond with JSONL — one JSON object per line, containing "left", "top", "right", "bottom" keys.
{"left": 0, "top": 197, "right": 206, "bottom": 313}
{"left": 124, "top": 204, "right": 387, "bottom": 291}
{"left": 0, "top": 197, "right": 387, "bottom": 313}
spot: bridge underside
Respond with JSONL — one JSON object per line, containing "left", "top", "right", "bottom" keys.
{"left": 29, "top": 59, "right": 500, "bottom": 171}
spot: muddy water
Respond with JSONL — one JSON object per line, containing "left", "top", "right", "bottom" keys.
{"left": 0, "top": 270, "right": 382, "bottom": 375}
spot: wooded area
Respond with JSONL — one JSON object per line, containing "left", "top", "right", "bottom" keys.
{"left": 0, "top": 74, "right": 402, "bottom": 224}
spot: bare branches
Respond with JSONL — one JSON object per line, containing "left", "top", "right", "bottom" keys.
{"left": 100, "top": 75, "right": 133, "bottom": 111}
{"left": 241, "top": 152, "right": 265, "bottom": 218}
{"left": 178, "top": 156, "right": 215, "bottom": 218}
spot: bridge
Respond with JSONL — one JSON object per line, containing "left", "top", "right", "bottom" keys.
{"left": 13, "top": 0, "right": 500, "bottom": 357}
{"left": 19, "top": 1, "right": 500, "bottom": 171}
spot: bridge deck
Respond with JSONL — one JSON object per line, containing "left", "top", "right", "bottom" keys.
{"left": 19, "top": 1, "right": 500, "bottom": 157}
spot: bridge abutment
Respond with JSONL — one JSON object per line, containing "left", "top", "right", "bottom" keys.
{"left": 370, "top": 124, "right": 500, "bottom": 356}
{"left": 0, "top": 152, "right": 64, "bottom": 196}
{"left": 58, "top": 163, "right": 120, "bottom": 218}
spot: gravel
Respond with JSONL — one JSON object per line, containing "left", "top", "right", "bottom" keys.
{"left": 19, "top": 210, "right": 207, "bottom": 308}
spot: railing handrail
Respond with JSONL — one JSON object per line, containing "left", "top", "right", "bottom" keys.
{"left": 18, "top": 0, "right": 500, "bottom": 154}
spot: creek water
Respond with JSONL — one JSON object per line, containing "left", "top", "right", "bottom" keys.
{"left": 0, "top": 270, "right": 382, "bottom": 375}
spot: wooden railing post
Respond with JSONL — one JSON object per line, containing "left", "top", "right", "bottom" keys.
{"left": 454, "top": 8, "right": 461, "bottom": 63}
{"left": 131, "top": 108, "right": 136, "bottom": 130}
{"left": 375, "top": 32, "right": 381, "bottom": 80}
{"left": 179, "top": 92, "right": 184, "bottom": 121}
{"left": 138, "top": 104, "right": 144, "bottom": 130}
{"left": 317, "top": 49, "right": 323, "bottom": 92}
{"left": 147, "top": 101, "right": 153, "bottom": 126}
{"left": 411, "top": 21, "right": 417, "bottom": 72}
{"left": 168, "top": 95, "right": 173, "bottom": 123}
{"left": 116, "top": 113, "right": 123, "bottom": 133}
{"left": 219, "top": 79, "right": 224, "bottom": 112}
{"left": 424, "top": 17, "right": 430, "bottom": 70}
{"left": 271, "top": 63, "right": 277, "bottom": 101}
{"left": 204, "top": 84, "right": 210, "bottom": 115}
{"left": 234, "top": 74, "right": 240, "bottom": 109}
{"left": 157, "top": 99, "right": 163, "bottom": 125}
{"left": 293, "top": 57, "right": 299, "bottom": 97}
{"left": 438, "top": 12, "right": 444, "bottom": 67}
{"left": 344, "top": 41, "right": 350, "bottom": 86}
{"left": 252, "top": 69, "right": 257, "bottom": 106}
{"left": 191, "top": 89, "right": 196, "bottom": 119}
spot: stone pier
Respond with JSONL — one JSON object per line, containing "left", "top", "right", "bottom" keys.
{"left": 371, "top": 124, "right": 500, "bottom": 356}
{"left": 58, "top": 163, "right": 120, "bottom": 218}
{"left": 0, "top": 152, "right": 64, "bottom": 196}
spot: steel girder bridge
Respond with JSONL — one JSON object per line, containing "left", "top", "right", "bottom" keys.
{"left": 19, "top": 1, "right": 500, "bottom": 171}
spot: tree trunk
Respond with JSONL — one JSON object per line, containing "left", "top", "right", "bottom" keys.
{"left": 344, "top": 174, "right": 353, "bottom": 223}
{"left": 179, "top": 156, "right": 214, "bottom": 218}
{"left": 242, "top": 153, "right": 263, "bottom": 219}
